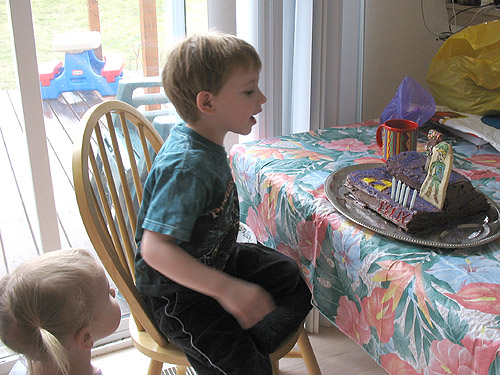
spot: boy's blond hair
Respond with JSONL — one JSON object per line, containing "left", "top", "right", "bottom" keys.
{"left": 0, "top": 248, "right": 103, "bottom": 375}
{"left": 162, "top": 32, "right": 262, "bottom": 123}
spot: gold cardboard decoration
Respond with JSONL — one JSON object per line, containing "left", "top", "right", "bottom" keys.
{"left": 420, "top": 142, "right": 453, "bottom": 210}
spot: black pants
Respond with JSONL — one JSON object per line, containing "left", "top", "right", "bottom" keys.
{"left": 145, "top": 243, "right": 312, "bottom": 375}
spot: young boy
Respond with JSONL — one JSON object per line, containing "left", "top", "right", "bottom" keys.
{"left": 134, "top": 32, "right": 312, "bottom": 374}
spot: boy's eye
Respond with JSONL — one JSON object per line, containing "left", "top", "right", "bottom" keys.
{"left": 245, "top": 90, "right": 254, "bottom": 95}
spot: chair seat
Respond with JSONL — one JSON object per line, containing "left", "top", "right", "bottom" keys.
{"left": 129, "top": 317, "right": 191, "bottom": 367}
{"left": 269, "top": 325, "right": 303, "bottom": 362}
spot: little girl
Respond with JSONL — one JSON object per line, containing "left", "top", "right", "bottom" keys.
{"left": 0, "top": 248, "right": 121, "bottom": 375}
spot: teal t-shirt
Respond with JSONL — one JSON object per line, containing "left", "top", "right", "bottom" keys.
{"left": 134, "top": 125, "right": 240, "bottom": 296}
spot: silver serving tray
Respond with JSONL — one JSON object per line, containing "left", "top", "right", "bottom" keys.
{"left": 325, "top": 163, "right": 500, "bottom": 249}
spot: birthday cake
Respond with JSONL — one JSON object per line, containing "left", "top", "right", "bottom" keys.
{"left": 344, "top": 151, "right": 489, "bottom": 233}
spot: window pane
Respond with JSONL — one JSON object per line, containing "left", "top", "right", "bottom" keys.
{"left": 186, "top": 0, "right": 208, "bottom": 35}
{"left": 0, "top": 2, "right": 15, "bottom": 90}
{"left": 0, "top": 0, "right": 208, "bottom": 368}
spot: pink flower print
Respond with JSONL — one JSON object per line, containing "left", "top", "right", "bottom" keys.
{"left": 380, "top": 353, "right": 422, "bottom": 375}
{"left": 245, "top": 206, "right": 269, "bottom": 243}
{"left": 259, "top": 137, "right": 282, "bottom": 145}
{"left": 247, "top": 147, "right": 285, "bottom": 160}
{"left": 318, "top": 138, "right": 370, "bottom": 152}
{"left": 257, "top": 193, "right": 277, "bottom": 238}
{"left": 229, "top": 144, "right": 246, "bottom": 159}
{"left": 468, "top": 154, "right": 500, "bottom": 168}
{"left": 368, "top": 143, "right": 382, "bottom": 152}
{"left": 296, "top": 220, "right": 320, "bottom": 263}
{"left": 428, "top": 339, "right": 479, "bottom": 375}
{"left": 428, "top": 336, "right": 500, "bottom": 375}
{"left": 444, "top": 282, "right": 500, "bottom": 315}
{"left": 324, "top": 212, "right": 342, "bottom": 232}
{"left": 362, "top": 287, "right": 395, "bottom": 343}
{"left": 296, "top": 213, "right": 327, "bottom": 264}
{"left": 313, "top": 209, "right": 341, "bottom": 233}
{"left": 335, "top": 296, "right": 371, "bottom": 345}
{"left": 461, "top": 335, "right": 500, "bottom": 375}
{"left": 263, "top": 172, "right": 296, "bottom": 198}
{"left": 353, "top": 156, "right": 386, "bottom": 164}
{"left": 307, "top": 184, "right": 326, "bottom": 200}
{"left": 283, "top": 149, "right": 334, "bottom": 161}
{"left": 454, "top": 167, "right": 500, "bottom": 181}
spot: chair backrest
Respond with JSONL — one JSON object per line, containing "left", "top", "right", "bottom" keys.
{"left": 72, "top": 100, "right": 168, "bottom": 347}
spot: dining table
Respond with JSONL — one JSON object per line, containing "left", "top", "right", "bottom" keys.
{"left": 229, "top": 120, "right": 500, "bottom": 375}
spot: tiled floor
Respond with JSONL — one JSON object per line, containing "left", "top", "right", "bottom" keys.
{"left": 93, "top": 324, "right": 388, "bottom": 375}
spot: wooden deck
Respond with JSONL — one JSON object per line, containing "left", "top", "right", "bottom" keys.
{"left": 0, "top": 89, "right": 108, "bottom": 278}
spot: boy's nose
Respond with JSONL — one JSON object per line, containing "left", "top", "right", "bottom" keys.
{"left": 258, "top": 89, "right": 267, "bottom": 105}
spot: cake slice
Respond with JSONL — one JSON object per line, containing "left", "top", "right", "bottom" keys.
{"left": 344, "top": 151, "right": 489, "bottom": 233}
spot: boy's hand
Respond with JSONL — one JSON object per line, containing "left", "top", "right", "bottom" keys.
{"left": 141, "top": 231, "right": 276, "bottom": 329}
{"left": 217, "top": 279, "right": 276, "bottom": 330}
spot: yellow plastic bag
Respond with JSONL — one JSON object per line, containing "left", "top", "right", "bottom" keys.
{"left": 426, "top": 20, "right": 500, "bottom": 116}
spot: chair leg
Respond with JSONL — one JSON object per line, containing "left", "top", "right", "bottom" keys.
{"left": 271, "top": 360, "right": 280, "bottom": 375}
{"left": 284, "top": 348, "right": 303, "bottom": 358}
{"left": 297, "top": 330, "right": 321, "bottom": 375}
{"left": 176, "top": 365, "right": 187, "bottom": 375}
{"left": 147, "top": 359, "right": 163, "bottom": 375}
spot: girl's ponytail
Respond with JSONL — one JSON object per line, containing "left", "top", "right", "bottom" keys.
{"left": 38, "top": 327, "right": 70, "bottom": 375}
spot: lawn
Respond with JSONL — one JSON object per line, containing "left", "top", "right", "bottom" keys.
{"left": 0, "top": 0, "right": 207, "bottom": 90}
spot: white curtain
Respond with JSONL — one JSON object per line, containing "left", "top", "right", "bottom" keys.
{"left": 236, "top": 0, "right": 326, "bottom": 142}
{"left": 209, "top": 0, "right": 365, "bottom": 146}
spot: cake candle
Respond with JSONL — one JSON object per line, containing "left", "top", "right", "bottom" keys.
{"left": 409, "top": 189, "right": 417, "bottom": 210}
{"left": 402, "top": 186, "right": 410, "bottom": 206}
{"left": 391, "top": 178, "right": 396, "bottom": 199}
{"left": 395, "top": 180, "right": 401, "bottom": 202}
{"left": 399, "top": 184, "right": 407, "bottom": 204}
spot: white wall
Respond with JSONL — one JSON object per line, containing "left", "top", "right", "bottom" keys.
{"left": 361, "top": 0, "right": 449, "bottom": 121}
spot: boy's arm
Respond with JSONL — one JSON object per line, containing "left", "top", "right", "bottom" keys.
{"left": 140, "top": 229, "right": 276, "bottom": 329}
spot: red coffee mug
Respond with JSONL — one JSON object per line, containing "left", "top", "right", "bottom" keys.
{"left": 376, "top": 119, "right": 418, "bottom": 161}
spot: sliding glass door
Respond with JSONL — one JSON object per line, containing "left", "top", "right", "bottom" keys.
{"left": 0, "top": 1, "right": 207, "bottom": 372}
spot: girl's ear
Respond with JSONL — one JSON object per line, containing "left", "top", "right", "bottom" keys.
{"left": 196, "top": 91, "right": 216, "bottom": 114}
{"left": 75, "top": 326, "right": 94, "bottom": 351}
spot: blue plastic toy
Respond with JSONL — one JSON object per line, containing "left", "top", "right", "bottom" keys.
{"left": 39, "top": 31, "right": 123, "bottom": 100}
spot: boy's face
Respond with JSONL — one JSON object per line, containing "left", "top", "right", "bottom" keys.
{"left": 211, "top": 67, "right": 266, "bottom": 136}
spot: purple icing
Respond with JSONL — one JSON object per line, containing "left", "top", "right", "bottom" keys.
{"left": 344, "top": 151, "right": 489, "bottom": 232}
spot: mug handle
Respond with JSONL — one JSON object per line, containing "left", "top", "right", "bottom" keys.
{"left": 376, "top": 124, "right": 385, "bottom": 147}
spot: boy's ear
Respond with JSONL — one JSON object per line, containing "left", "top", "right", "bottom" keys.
{"left": 75, "top": 326, "right": 94, "bottom": 351}
{"left": 196, "top": 91, "right": 216, "bottom": 114}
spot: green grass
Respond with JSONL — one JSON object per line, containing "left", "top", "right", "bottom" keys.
{"left": 0, "top": 0, "right": 207, "bottom": 90}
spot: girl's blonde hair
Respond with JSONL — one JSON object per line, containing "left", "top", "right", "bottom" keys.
{"left": 0, "top": 248, "right": 103, "bottom": 375}
{"left": 162, "top": 31, "right": 262, "bottom": 123}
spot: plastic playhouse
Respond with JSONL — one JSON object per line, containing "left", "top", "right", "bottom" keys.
{"left": 39, "top": 31, "right": 123, "bottom": 100}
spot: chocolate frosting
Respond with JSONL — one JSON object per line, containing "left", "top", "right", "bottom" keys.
{"left": 345, "top": 151, "right": 489, "bottom": 233}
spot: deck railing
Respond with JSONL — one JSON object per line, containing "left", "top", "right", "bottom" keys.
{"left": 87, "top": 0, "right": 160, "bottom": 78}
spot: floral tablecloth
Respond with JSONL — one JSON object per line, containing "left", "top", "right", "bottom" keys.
{"left": 229, "top": 120, "right": 500, "bottom": 375}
